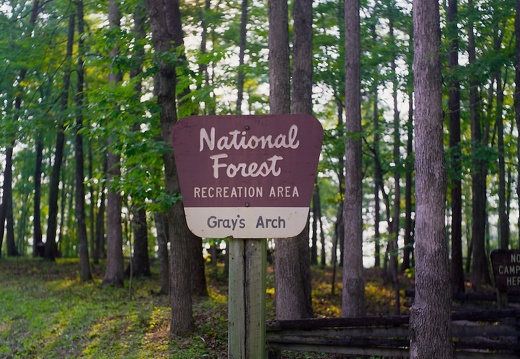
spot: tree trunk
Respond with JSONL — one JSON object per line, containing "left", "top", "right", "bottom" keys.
{"left": 3, "top": 146, "right": 17, "bottom": 257}
{"left": 270, "top": 0, "right": 313, "bottom": 320}
{"left": 0, "top": 204, "right": 3, "bottom": 257}
{"left": 191, "top": 237, "right": 208, "bottom": 296}
{"left": 410, "top": 0, "right": 453, "bottom": 356}
{"left": 169, "top": 0, "right": 208, "bottom": 298}
{"left": 154, "top": 212, "right": 170, "bottom": 295}
{"left": 94, "top": 159, "right": 106, "bottom": 263}
{"left": 268, "top": 0, "right": 290, "bottom": 116}
{"left": 290, "top": 0, "right": 313, "bottom": 316}
{"left": 515, "top": 0, "right": 520, "bottom": 245}
{"left": 311, "top": 180, "right": 319, "bottom": 265}
{"left": 75, "top": 0, "right": 92, "bottom": 282}
{"left": 468, "top": 0, "right": 490, "bottom": 289}
{"left": 342, "top": 0, "right": 365, "bottom": 318}
{"left": 319, "top": 209, "right": 326, "bottom": 267}
{"left": 88, "top": 143, "right": 95, "bottom": 258}
{"left": 125, "top": 2, "right": 151, "bottom": 279}
{"left": 334, "top": 95, "right": 345, "bottom": 269}
{"left": 447, "top": 0, "right": 464, "bottom": 294}
{"left": 372, "top": 69, "right": 382, "bottom": 269}
{"left": 102, "top": 0, "right": 124, "bottom": 287}
{"left": 197, "top": 0, "right": 215, "bottom": 115}
{"left": 493, "top": 19, "right": 508, "bottom": 250}
{"left": 389, "top": 12, "right": 400, "bottom": 315}
{"left": 236, "top": 0, "right": 248, "bottom": 114}
{"left": 33, "top": 136, "right": 44, "bottom": 257}
{"left": 402, "top": 92, "right": 414, "bottom": 271}
{"left": 145, "top": 0, "right": 194, "bottom": 334}
{"left": 128, "top": 207, "right": 150, "bottom": 277}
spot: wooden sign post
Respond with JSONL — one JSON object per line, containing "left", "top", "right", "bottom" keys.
{"left": 172, "top": 115, "right": 322, "bottom": 358}
{"left": 228, "top": 239, "right": 266, "bottom": 358}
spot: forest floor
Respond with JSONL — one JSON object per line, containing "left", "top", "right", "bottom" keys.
{"left": 0, "top": 257, "right": 420, "bottom": 358}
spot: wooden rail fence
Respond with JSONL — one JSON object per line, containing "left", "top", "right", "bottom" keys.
{"left": 266, "top": 309, "right": 520, "bottom": 358}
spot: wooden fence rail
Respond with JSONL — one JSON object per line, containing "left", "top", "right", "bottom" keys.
{"left": 266, "top": 309, "right": 520, "bottom": 358}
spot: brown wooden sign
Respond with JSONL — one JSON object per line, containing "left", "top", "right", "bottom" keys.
{"left": 490, "top": 249, "right": 520, "bottom": 291}
{"left": 171, "top": 114, "right": 323, "bottom": 238}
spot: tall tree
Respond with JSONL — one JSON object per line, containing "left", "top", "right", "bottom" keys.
{"left": 1, "top": 147, "right": 16, "bottom": 256}
{"left": 342, "top": 0, "right": 365, "bottom": 317}
{"left": 402, "top": 91, "right": 414, "bottom": 271}
{"left": 102, "top": 0, "right": 124, "bottom": 287}
{"left": 492, "top": 6, "right": 508, "bottom": 250}
{"left": 269, "top": 0, "right": 313, "bottom": 320}
{"left": 515, "top": 0, "right": 520, "bottom": 240}
{"left": 409, "top": 0, "right": 453, "bottom": 355}
{"left": 311, "top": 181, "right": 320, "bottom": 265}
{"left": 447, "top": 0, "right": 464, "bottom": 294}
{"left": 468, "top": 0, "right": 490, "bottom": 289}
{"left": 127, "top": 2, "right": 151, "bottom": 278}
{"left": 236, "top": 0, "right": 249, "bottom": 114}
{"left": 371, "top": 26, "right": 382, "bottom": 268}
{"left": 154, "top": 212, "right": 170, "bottom": 295}
{"left": 75, "top": 0, "right": 92, "bottom": 281}
{"left": 32, "top": 136, "right": 44, "bottom": 257}
{"left": 388, "top": 5, "right": 401, "bottom": 314}
{"left": 93, "top": 157, "right": 107, "bottom": 263}
{"left": 289, "top": 0, "right": 313, "bottom": 317}
{"left": 145, "top": 0, "right": 194, "bottom": 335}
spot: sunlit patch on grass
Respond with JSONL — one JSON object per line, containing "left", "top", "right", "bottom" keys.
{"left": 207, "top": 284, "right": 227, "bottom": 303}
{"left": 147, "top": 306, "right": 170, "bottom": 332}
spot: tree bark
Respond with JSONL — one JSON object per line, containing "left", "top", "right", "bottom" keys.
{"left": 75, "top": 0, "right": 92, "bottom": 282}
{"left": 3, "top": 146, "right": 17, "bottom": 257}
{"left": 388, "top": 10, "right": 400, "bottom": 314}
{"left": 128, "top": 207, "right": 150, "bottom": 277}
{"left": 154, "top": 212, "right": 170, "bottom": 295}
{"left": 270, "top": 0, "right": 313, "bottom": 320}
{"left": 126, "top": 2, "right": 151, "bottom": 279}
{"left": 236, "top": 0, "right": 249, "bottom": 114}
{"left": 197, "top": 0, "right": 215, "bottom": 115}
{"left": 33, "top": 136, "right": 44, "bottom": 257}
{"left": 402, "top": 92, "right": 414, "bottom": 271}
{"left": 94, "top": 158, "right": 107, "bottom": 263}
{"left": 145, "top": 0, "right": 194, "bottom": 334}
{"left": 102, "top": 0, "right": 124, "bottom": 287}
{"left": 269, "top": 0, "right": 290, "bottom": 115}
{"left": 410, "top": 0, "right": 453, "bottom": 356}
{"left": 468, "top": 0, "right": 490, "bottom": 289}
{"left": 515, "top": 0, "right": 520, "bottom": 245}
{"left": 191, "top": 237, "right": 208, "bottom": 296}
{"left": 372, "top": 61, "right": 382, "bottom": 269}
{"left": 447, "top": 0, "right": 464, "bottom": 295}
{"left": 311, "top": 180, "right": 319, "bottom": 265}
{"left": 493, "top": 17, "right": 508, "bottom": 250}
{"left": 342, "top": 0, "right": 365, "bottom": 318}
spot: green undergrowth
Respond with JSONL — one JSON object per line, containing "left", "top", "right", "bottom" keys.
{"left": 0, "top": 258, "right": 227, "bottom": 359}
{"left": 0, "top": 258, "right": 405, "bottom": 359}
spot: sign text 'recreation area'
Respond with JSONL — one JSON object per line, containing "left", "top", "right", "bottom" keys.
{"left": 171, "top": 114, "right": 323, "bottom": 238}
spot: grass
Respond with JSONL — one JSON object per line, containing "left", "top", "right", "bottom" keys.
{"left": 0, "top": 258, "right": 410, "bottom": 359}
